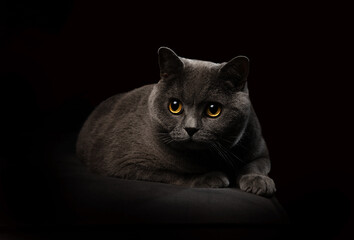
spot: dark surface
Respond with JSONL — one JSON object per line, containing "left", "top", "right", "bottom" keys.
{"left": 50, "top": 134, "right": 287, "bottom": 225}
{"left": 0, "top": 0, "right": 353, "bottom": 239}
{"left": 0, "top": 133, "right": 289, "bottom": 239}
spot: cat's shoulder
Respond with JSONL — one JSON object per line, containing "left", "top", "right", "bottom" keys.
{"left": 101, "top": 84, "right": 155, "bottom": 106}
{"left": 115, "top": 84, "right": 155, "bottom": 107}
{"left": 124, "top": 84, "right": 155, "bottom": 99}
{"left": 89, "top": 84, "right": 155, "bottom": 120}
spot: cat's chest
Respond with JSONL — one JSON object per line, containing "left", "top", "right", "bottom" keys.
{"left": 153, "top": 144, "right": 216, "bottom": 173}
{"left": 122, "top": 141, "right": 209, "bottom": 173}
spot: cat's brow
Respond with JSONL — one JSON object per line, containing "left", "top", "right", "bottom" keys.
{"left": 183, "top": 74, "right": 219, "bottom": 104}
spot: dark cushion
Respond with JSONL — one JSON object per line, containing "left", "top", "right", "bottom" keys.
{"left": 0, "top": 134, "right": 288, "bottom": 239}
{"left": 50, "top": 135, "right": 287, "bottom": 226}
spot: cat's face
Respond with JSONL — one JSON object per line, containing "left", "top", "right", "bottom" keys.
{"left": 148, "top": 47, "right": 251, "bottom": 150}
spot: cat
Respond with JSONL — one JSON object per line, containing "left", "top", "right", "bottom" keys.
{"left": 76, "top": 47, "right": 276, "bottom": 197}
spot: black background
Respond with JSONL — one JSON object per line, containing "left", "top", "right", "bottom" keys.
{"left": 0, "top": 0, "right": 353, "bottom": 239}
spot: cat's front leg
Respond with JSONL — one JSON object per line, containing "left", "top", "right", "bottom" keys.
{"left": 237, "top": 158, "right": 276, "bottom": 197}
{"left": 116, "top": 161, "right": 229, "bottom": 188}
{"left": 191, "top": 171, "right": 230, "bottom": 188}
{"left": 238, "top": 173, "right": 276, "bottom": 197}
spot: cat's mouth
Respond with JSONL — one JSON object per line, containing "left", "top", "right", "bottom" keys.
{"left": 158, "top": 131, "right": 209, "bottom": 150}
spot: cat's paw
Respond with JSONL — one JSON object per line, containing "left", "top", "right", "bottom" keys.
{"left": 192, "top": 171, "right": 230, "bottom": 188}
{"left": 238, "top": 174, "right": 276, "bottom": 197}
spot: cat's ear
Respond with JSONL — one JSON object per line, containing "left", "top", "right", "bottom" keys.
{"left": 219, "top": 56, "right": 249, "bottom": 90}
{"left": 158, "top": 47, "right": 184, "bottom": 79}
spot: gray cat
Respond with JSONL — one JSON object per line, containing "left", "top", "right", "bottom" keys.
{"left": 76, "top": 47, "right": 276, "bottom": 197}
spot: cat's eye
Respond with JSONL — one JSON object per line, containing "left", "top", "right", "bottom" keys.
{"left": 169, "top": 99, "right": 183, "bottom": 114}
{"left": 206, "top": 103, "right": 222, "bottom": 118}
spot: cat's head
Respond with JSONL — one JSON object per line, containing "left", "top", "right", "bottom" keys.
{"left": 148, "top": 47, "right": 251, "bottom": 150}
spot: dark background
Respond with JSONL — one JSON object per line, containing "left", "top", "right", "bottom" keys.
{"left": 0, "top": 0, "right": 353, "bottom": 239}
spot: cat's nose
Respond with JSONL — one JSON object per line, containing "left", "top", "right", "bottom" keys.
{"left": 185, "top": 127, "right": 199, "bottom": 137}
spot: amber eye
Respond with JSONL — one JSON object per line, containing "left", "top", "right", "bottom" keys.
{"left": 206, "top": 103, "right": 222, "bottom": 118}
{"left": 169, "top": 99, "right": 183, "bottom": 114}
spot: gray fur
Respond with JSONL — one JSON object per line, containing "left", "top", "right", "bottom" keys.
{"left": 76, "top": 47, "right": 276, "bottom": 196}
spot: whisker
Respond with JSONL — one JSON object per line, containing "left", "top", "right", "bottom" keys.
{"left": 221, "top": 136, "right": 249, "bottom": 151}
{"left": 209, "top": 142, "right": 237, "bottom": 170}
{"left": 156, "top": 132, "right": 175, "bottom": 146}
{"left": 217, "top": 142, "right": 246, "bottom": 164}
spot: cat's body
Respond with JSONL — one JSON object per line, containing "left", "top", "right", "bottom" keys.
{"left": 76, "top": 47, "right": 276, "bottom": 196}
